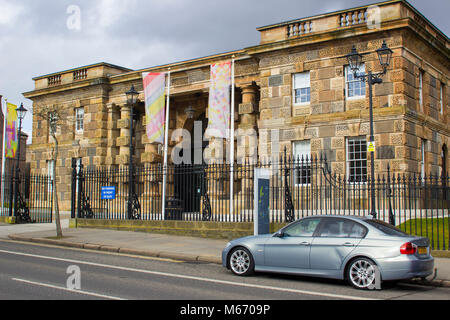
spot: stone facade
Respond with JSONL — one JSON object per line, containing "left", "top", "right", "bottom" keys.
{"left": 24, "top": 0, "right": 449, "bottom": 212}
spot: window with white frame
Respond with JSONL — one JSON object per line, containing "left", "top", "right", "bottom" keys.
{"left": 345, "top": 64, "right": 366, "bottom": 99}
{"left": 293, "top": 140, "right": 311, "bottom": 185}
{"left": 75, "top": 107, "right": 84, "bottom": 132}
{"left": 346, "top": 137, "right": 368, "bottom": 183}
{"left": 293, "top": 72, "right": 311, "bottom": 105}
{"left": 419, "top": 71, "right": 424, "bottom": 112}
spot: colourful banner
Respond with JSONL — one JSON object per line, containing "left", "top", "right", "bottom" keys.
{"left": 142, "top": 72, "right": 166, "bottom": 144}
{"left": 206, "top": 61, "right": 231, "bottom": 139}
{"left": 5, "top": 102, "right": 18, "bottom": 159}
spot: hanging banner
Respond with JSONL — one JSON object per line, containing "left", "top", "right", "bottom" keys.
{"left": 205, "top": 61, "right": 231, "bottom": 139}
{"left": 5, "top": 102, "right": 18, "bottom": 159}
{"left": 142, "top": 72, "right": 166, "bottom": 144}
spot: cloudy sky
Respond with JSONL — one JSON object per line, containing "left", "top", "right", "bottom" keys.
{"left": 0, "top": 0, "right": 448, "bottom": 141}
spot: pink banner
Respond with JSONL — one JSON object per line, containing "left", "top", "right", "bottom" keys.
{"left": 205, "top": 61, "right": 231, "bottom": 139}
{"left": 142, "top": 72, "right": 166, "bottom": 144}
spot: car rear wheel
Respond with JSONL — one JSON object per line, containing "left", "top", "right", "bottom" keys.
{"left": 347, "top": 258, "right": 379, "bottom": 290}
{"left": 229, "top": 247, "right": 254, "bottom": 276}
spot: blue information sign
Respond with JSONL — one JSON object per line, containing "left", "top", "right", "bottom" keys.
{"left": 101, "top": 187, "right": 116, "bottom": 200}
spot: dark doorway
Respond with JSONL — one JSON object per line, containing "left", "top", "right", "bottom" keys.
{"left": 174, "top": 113, "right": 208, "bottom": 215}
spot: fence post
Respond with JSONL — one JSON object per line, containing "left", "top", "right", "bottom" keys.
{"left": 8, "top": 166, "right": 13, "bottom": 217}
{"left": 71, "top": 159, "right": 77, "bottom": 219}
{"left": 387, "top": 164, "right": 395, "bottom": 225}
{"left": 283, "top": 148, "right": 295, "bottom": 223}
{"left": 77, "top": 162, "right": 83, "bottom": 219}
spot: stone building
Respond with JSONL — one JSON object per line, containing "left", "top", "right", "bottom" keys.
{"left": 23, "top": 0, "right": 449, "bottom": 212}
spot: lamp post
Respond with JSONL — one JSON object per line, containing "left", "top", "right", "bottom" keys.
{"left": 125, "top": 85, "right": 140, "bottom": 220}
{"left": 346, "top": 41, "right": 393, "bottom": 219}
{"left": 13, "top": 103, "right": 28, "bottom": 220}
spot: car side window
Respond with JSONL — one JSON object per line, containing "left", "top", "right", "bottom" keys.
{"left": 284, "top": 218, "right": 321, "bottom": 237}
{"left": 317, "top": 219, "right": 367, "bottom": 238}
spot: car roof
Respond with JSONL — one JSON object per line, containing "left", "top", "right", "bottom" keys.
{"left": 299, "top": 215, "right": 371, "bottom": 221}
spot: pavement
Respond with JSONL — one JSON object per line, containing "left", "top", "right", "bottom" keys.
{"left": 1, "top": 220, "right": 450, "bottom": 288}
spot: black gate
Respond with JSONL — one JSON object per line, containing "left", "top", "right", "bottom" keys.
{"left": 174, "top": 164, "right": 205, "bottom": 215}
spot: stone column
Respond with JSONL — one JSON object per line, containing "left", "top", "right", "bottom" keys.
{"left": 115, "top": 104, "right": 131, "bottom": 166}
{"left": 236, "top": 83, "right": 259, "bottom": 211}
{"left": 105, "top": 103, "right": 120, "bottom": 167}
{"left": 237, "top": 83, "right": 259, "bottom": 163}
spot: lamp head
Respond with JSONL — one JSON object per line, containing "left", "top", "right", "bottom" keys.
{"left": 376, "top": 40, "right": 393, "bottom": 73}
{"left": 126, "top": 85, "right": 139, "bottom": 105}
{"left": 346, "top": 45, "right": 363, "bottom": 76}
{"left": 16, "top": 103, "right": 28, "bottom": 121}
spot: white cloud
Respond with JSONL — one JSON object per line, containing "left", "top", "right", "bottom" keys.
{"left": 0, "top": 0, "right": 24, "bottom": 25}
{"left": 93, "top": 0, "right": 138, "bottom": 29}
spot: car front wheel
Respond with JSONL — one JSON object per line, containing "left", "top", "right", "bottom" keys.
{"left": 229, "top": 247, "right": 254, "bottom": 276}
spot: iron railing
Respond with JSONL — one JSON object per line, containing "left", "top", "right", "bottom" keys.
{"left": 71, "top": 156, "right": 450, "bottom": 250}
{"left": 0, "top": 171, "right": 53, "bottom": 223}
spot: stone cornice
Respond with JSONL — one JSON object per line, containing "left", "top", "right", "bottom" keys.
{"left": 246, "top": 18, "right": 448, "bottom": 60}
{"left": 23, "top": 77, "right": 110, "bottom": 99}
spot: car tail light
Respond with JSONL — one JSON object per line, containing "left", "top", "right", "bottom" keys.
{"left": 400, "top": 242, "right": 416, "bottom": 255}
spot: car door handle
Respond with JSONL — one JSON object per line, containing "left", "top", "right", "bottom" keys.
{"left": 299, "top": 242, "right": 311, "bottom": 246}
{"left": 342, "top": 242, "right": 355, "bottom": 247}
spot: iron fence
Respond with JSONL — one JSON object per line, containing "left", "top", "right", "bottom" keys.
{"left": 0, "top": 170, "right": 53, "bottom": 223}
{"left": 72, "top": 156, "right": 450, "bottom": 250}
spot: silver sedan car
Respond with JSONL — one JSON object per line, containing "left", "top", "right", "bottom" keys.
{"left": 222, "top": 216, "right": 434, "bottom": 290}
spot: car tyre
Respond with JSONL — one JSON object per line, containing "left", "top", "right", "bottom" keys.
{"left": 228, "top": 247, "right": 255, "bottom": 276}
{"left": 347, "top": 257, "right": 380, "bottom": 290}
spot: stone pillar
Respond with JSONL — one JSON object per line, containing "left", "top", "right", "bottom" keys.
{"left": 237, "top": 83, "right": 259, "bottom": 210}
{"left": 105, "top": 103, "right": 120, "bottom": 167}
{"left": 116, "top": 104, "right": 131, "bottom": 166}
{"left": 237, "top": 83, "right": 259, "bottom": 162}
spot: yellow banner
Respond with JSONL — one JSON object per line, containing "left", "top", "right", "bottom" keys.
{"left": 5, "top": 102, "right": 18, "bottom": 159}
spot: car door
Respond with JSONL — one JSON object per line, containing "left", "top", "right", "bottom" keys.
{"left": 264, "top": 218, "right": 321, "bottom": 270}
{"left": 310, "top": 218, "right": 368, "bottom": 271}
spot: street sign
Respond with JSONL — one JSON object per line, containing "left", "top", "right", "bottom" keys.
{"left": 254, "top": 168, "right": 271, "bottom": 235}
{"left": 101, "top": 186, "right": 116, "bottom": 200}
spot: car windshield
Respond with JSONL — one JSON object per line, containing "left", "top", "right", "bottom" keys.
{"left": 364, "top": 219, "right": 410, "bottom": 237}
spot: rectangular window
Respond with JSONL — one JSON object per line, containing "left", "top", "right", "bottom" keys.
{"left": 293, "top": 72, "right": 311, "bottom": 105}
{"left": 347, "top": 137, "right": 368, "bottom": 183}
{"left": 440, "top": 83, "right": 444, "bottom": 115}
{"left": 346, "top": 64, "right": 366, "bottom": 99}
{"left": 293, "top": 140, "right": 311, "bottom": 185}
{"left": 75, "top": 107, "right": 84, "bottom": 132}
{"left": 419, "top": 71, "right": 424, "bottom": 112}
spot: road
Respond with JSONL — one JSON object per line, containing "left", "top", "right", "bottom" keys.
{"left": 0, "top": 239, "right": 449, "bottom": 304}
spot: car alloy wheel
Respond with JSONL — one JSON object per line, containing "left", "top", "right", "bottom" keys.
{"left": 348, "top": 258, "right": 378, "bottom": 290}
{"left": 229, "top": 247, "right": 254, "bottom": 276}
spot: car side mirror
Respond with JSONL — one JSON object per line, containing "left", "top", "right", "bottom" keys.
{"left": 274, "top": 231, "right": 285, "bottom": 238}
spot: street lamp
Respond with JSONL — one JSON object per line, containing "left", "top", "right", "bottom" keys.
{"left": 125, "top": 85, "right": 141, "bottom": 220}
{"left": 13, "top": 103, "right": 28, "bottom": 221}
{"left": 346, "top": 41, "right": 393, "bottom": 219}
